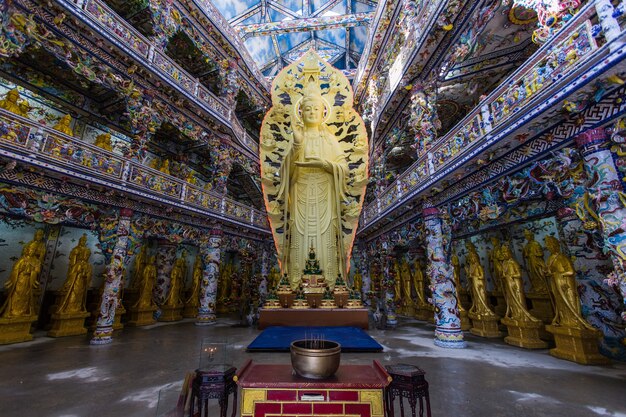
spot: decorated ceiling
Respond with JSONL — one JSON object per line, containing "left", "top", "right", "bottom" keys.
{"left": 212, "top": 0, "right": 377, "bottom": 78}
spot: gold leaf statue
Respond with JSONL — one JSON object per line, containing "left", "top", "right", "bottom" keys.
{"left": 260, "top": 51, "right": 369, "bottom": 289}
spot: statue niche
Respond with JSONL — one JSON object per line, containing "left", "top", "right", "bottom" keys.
{"left": 260, "top": 51, "right": 368, "bottom": 290}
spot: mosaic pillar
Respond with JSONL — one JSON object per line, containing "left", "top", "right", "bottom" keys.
{"left": 423, "top": 207, "right": 467, "bottom": 348}
{"left": 383, "top": 252, "right": 398, "bottom": 328}
{"left": 360, "top": 249, "right": 372, "bottom": 306}
{"left": 154, "top": 241, "right": 177, "bottom": 306}
{"left": 91, "top": 208, "right": 133, "bottom": 345}
{"left": 556, "top": 207, "right": 626, "bottom": 360}
{"left": 576, "top": 128, "right": 626, "bottom": 322}
{"left": 596, "top": 0, "right": 624, "bottom": 50}
{"left": 196, "top": 229, "right": 222, "bottom": 325}
{"left": 259, "top": 247, "right": 270, "bottom": 300}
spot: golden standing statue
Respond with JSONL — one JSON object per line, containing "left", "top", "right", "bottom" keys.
{"left": 0, "top": 245, "right": 41, "bottom": 318}
{"left": 412, "top": 259, "right": 428, "bottom": 309}
{"left": 451, "top": 254, "right": 466, "bottom": 313}
{"left": 466, "top": 241, "right": 495, "bottom": 318}
{"left": 522, "top": 229, "right": 548, "bottom": 294}
{"left": 57, "top": 234, "right": 92, "bottom": 314}
{"left": 260, "top": 51, "right": 368, "bottom": 289}
{"left": 164, "top": 251, "right": 186, "bottom": 307}
{"left": 488, "top": 236, "right": 504, "bottom": 292}
{"left": 352, "top": 270, "right": 363, "bottom": 294}
{"left": 500, "top": 244, "right": 539, "bottom": 322}
{"left": 544, "top": 236, "right": 594, "bottom": 330}
{"left": 399, "top": 259, "right": 413, "bottom": 304}
{"left": 53, "top": 114, "right": 74, "bottom": 136}
{"left": 131, "top": 246, "right": 148, "bottom": 290}
{"left": 134, "top": 256, "right": 157, "bottom": 309}
{"left": 185, "top": 255, "right": 202, "bottom": 308}
{"left": 0, "top": 88, "right": 29, "bottom": 117}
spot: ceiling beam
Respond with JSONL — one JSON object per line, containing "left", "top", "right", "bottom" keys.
{"left": 355, "top": 0, "right": 378, "bottom": 7}
{"left": 237, "top": 12, "right": 375, "bottom": 39}
{"left": 229, "top": 4, "right": 261, "bottom": 26}
{"left": 266, "top": 1, "right": 300, "bottom": 19}
{"left": 311, "top": 0, "right": 343, "bottom": 18}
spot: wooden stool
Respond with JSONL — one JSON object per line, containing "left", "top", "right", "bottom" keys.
{"left": 189, "top": 366, "right": 237, "bottom": 417}
{"left": 385, "top": 364, "right": 431, "bottom": 417}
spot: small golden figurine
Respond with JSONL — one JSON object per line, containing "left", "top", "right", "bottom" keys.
{"left": 545, "top": 236, "right": 594, "bottom": 330}
{"left": 57, "top": 234, "right": 92, "bottom": 314}
{"left": 93, "top": 133, "right": 113, "bottom": 152}
{"left": 53, "top": 114, "right": 74, "bottom": 136}
{"left": 159, "top": 159, "right": 171, "bottom": 175}
{"left": 0, "top": 88, "right": 29, "bottom": 117}
{"left": 0, "top": 245, "right": 41, "bottom": 318}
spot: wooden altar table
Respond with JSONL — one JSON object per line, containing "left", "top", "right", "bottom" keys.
{"left": 258, "top": 308, "right": 369, "bottom": 329}
{"left": 235, "top": 360, "right": 390, "bottom": 417}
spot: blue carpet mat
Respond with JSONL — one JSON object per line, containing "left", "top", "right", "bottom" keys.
{"left": 247, "top": 326, "right": 383, "bottom": 352}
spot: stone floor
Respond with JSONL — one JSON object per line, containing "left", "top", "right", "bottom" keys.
{"left": 1, "top": 317, "right": 625, "bottom": 417}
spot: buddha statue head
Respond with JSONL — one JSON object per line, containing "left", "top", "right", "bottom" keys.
{"left": 301, "top": 84, "right": 326, "bottom": 127}
{"left": 500, "top": 244, "right": 513, "bottom": 260}
{"left": 78, "top": 234, "right": 87, "bottom": 246}
{"left": 34, "top": 229, "right": 44, "bottom": 241}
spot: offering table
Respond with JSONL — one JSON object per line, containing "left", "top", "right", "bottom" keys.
{"left": 235, "top": 360, "right": 390, "bottom": 417}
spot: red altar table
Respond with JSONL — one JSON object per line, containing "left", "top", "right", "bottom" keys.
{"left": 258, "top": 308, "right": 369, "bottom": 329}
{"left": 235, "top": 360, "right": 390, "bottom": 417}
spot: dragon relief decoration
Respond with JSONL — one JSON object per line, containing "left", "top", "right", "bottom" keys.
{"left": 260, "top": 51, "right": 368, "bottom": 288}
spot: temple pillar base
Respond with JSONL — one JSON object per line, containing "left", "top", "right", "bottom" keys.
{"left": 195, "top": 314, "right": 216, "bottom": 326}
{"left": 113, "top": 305, "right": 125, "bottom": 330}
{"left": 158, "top": 304, "right": 183, "bottom": 322}
{"left": 546, "top": 325, "right": 609, "bottom": 365}
{"left": 469, "top": 313, "right": 502, "bottom": 338}
{"left": 459, "top": 310, "right": 471, "bottom": 331}
{"left": 126, "top": 306, "right": 157, "bottom": 326}
{"left": 48, "top": 311, "right": 90, "bottom": 337}
{"left": 0, "top": 315, "right": 37, "bottom": 344}
{"left": 501, "top": 318, "right": 548, "bottom": 349}
{"left": 183, "top": 303, "right": 199, "bottom": 318}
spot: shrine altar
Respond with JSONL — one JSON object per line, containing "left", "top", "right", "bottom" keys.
{"left": 235, "top": 360, "right": 390, "bottom": 417}
{"left": 258, "top": 308, "right": 369, "bottom": 330}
